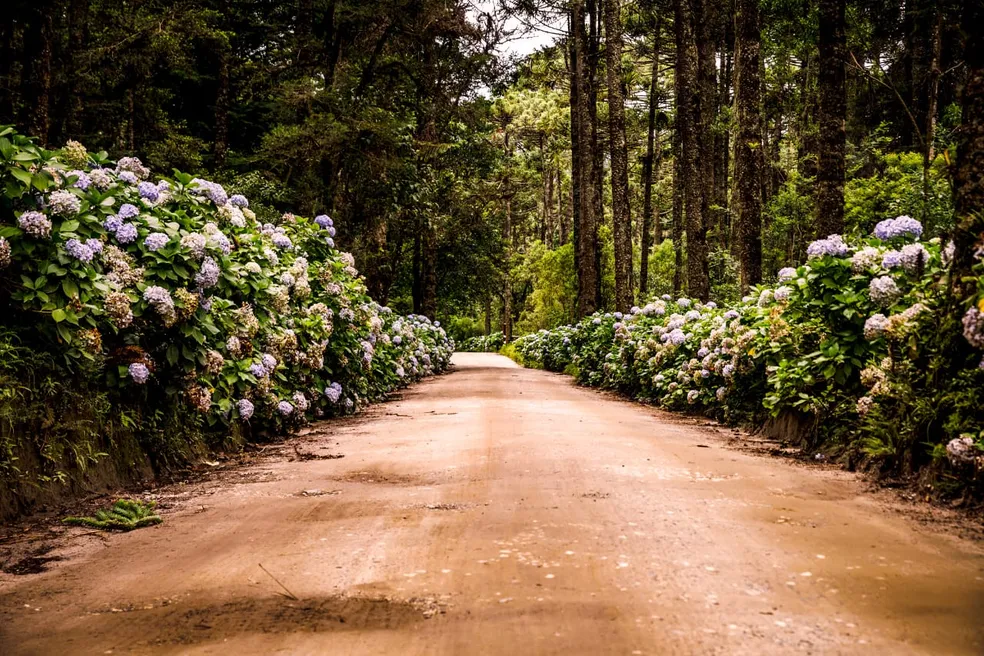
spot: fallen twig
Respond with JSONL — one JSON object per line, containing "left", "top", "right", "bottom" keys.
{"left": 258, "top": 563, "right": 298, "bottom": 600}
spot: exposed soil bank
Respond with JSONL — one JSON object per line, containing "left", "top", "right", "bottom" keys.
{"left": 1, "top": 353, "right": 981, "bottom": 654}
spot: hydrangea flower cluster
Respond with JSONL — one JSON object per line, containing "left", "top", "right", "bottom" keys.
{"left": 806, "top": 234, "right": 849, "bottom": 259}
{"left": 48, "top": 190, "right": 81, "bottom": 216}
{"left": 65, "top": 238, "right": 96, "bottom": 263}
{"left": 869, "top": 276, "right": 902, "bottom": 307}
{"left": 18, "top": 211, "right": 52, "bottom": 238}
{"left": 874, "top": 215, "right": 923, "bottom": 240}
{"left": 128, "top": 363, "right": 150, "bottom": 384}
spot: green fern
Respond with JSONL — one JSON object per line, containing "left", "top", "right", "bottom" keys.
{"left": 63, "top": 499, "right": 163, "bottom": 531}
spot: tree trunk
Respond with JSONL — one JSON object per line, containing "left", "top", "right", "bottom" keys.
{"left": 640, "top": 20, "right": 663, "bottom": 296}
{"left": 952, "top": 0, "right": 984, "bottom": 305}
{"left": 502, "top": 132, "right": 513, "bottom": 342}
{"left": 604, "top": 0, "right": 633, "bottom": 311}
{"left": 63, "top": 0, "right": 90, "bottom": 139}
{"left": 568, "top": 21, "right": 582, "bottom": 273}
{"left": 716, "top": 15, "right": 733, "bottom": 250}
{"left": 214, "top": 38, "right": 231, "bottom": 168}
{"left": 672, "top": 112, "right": 685, "bottom": 295}
{"left": 20, "top": 3, "right": 53, "bottom": 144}
{"left": 676, "top": 0, "right": 710, "bottom": 300}
{"left": 814, "top": 0, "right": 847, "bottom": 237}
{"left": 572, "top": 0, "right": 599, "bottom": 317}
{"left": 734, "top": 0, "right": 763, "bottom": 293}
{"left": 588, "top": 0, "right": 604, "bottom": 309}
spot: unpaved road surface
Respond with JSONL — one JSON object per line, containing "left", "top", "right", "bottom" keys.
{"left": 1, "top": 353, "right": 982, "bottom": 655}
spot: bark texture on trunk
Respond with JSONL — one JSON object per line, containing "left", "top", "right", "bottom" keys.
{"left": 21, "top": 3, "right": 53, "bottom": 144}
{"left": 603, "top": 0, "right": 633, "bottom": 311}
{"left": 672, "top": 109, "right": 684, "bottom": 295}
{"left": 640, "top": 20, "right": 663, "bottom": 296}
{"left": 952, "top": 0, "right": 984, "bottom": 305}
{"left": 734, "top": 0, "right": 763, "bottom": 292}
{"left": 676, "top": 0, "right": 710, "bottom": 300}
{"left": 814, "top": 0, "right": 847, "bottom": 237}
{"left": 572, "top": 0, "right": 599, "bottom": 317}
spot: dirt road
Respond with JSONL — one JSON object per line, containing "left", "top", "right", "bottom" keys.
{"left": 1, "top": 353, "right": 982, "bottom": 655}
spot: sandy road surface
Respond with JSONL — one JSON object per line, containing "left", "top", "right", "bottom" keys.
{"left": 1, "top": 352, "right": 982, "bottom": 655}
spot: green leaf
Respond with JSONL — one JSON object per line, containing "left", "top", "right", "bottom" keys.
{"left": 9, "top": 168, "right": 32, "bottom": 185}
{"left": 51, "top": 308, "right": 66, "bottom": 322}
{"left": 166, "top": 344, "right": 179, "bottom": 366}
{"left": 62, "top": 279, "right": 79, "bottom": 298}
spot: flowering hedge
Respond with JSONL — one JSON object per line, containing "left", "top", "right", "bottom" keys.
{"left": 515, "top": 217, "right": 984, "bottom": 478}
{"left": 458, "top": 331, "right": 506, "bottom": 352}
{"left": 0, "top": 127, "right": 453, "bottom": 442}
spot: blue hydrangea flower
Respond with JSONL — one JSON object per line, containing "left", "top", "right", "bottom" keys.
{"left": 144, "top": 232, "right": 169, "bottom": 252}
{"left": 195, "top": 256, "right": 220, "bottom": 289}
{"left": 138, "top": 181, "right": 160, "bottom": 202}
{"left": 881, "top": 250, "right": 903, "bottom": 269}
{"left": 17, "top": 211, "right": 52, "bottom": 238}
{"left": 249, "top": 363, "right": 268, "bottom": 378}
{"left": 778, "top": 267, "right": 796, "bottom": 281}
{"left": 230, "top": 194, "right": 249, "bottom": 208}
{"left": 69, "top": 170, "right": 91, "bottom": 190}
{"left": 874, "top": 215, "right": 923, "bottom": 241}
{"left": 237, "top": 398, "right": 254, "bottom": 419}
{"left": 118, "top": 203, "right": 139, "bottom": 220}
{"left": 393, "top": 335, "right": 402, "bottom": 345}
{"left": 272, "top": 234, "right": 293, "bottom": 249}
{"left": 261, "top": 353, "right": 277, "bottom": 371}
{"left": 806, "top": 234, "right": 849, "bottom": 259}
{"left": 118, "top": 171, "right": 138, "bottom": 185}
{"left": 128, "top": 362, "right": 150, "bottom": 384}
{"left": 326, "top": 237, "right": 335, "bottom": 248}
{"left": 48, "top": 190, "right": 81, "bottom": 216}
{"left": 314, "top": 214, "right": 332, "bottom": 228}
{"left": 65, "top": 238, "right": 94, "bottom": 263}
{"left": 324, "top": 382, "right": 342, "bottom": 403}
{"left": 277, "top": 400, "right": 294, "bottom": 416}
{"left": 115, "top": 222, "right": 138, "bottom": 244}
{"left": 104, "top": 215, "right": 123, "bottom": 233}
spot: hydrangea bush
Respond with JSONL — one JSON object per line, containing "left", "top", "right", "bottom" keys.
{"left": 0, "top": 128, "right": 453, "bottom": 441}
{"left": 515, "top": 218, "right": 984, "bottom": 479}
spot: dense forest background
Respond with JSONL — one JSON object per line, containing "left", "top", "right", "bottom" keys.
{"left": 0, "top": 0, "right": 970, "bottom": 342}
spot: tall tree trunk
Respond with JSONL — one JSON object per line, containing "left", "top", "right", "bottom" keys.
{"left": 214, "top": 39, "right": 231, "bottom": 168}
{"left": 716, "top": 13, "right": 733, "bottom": 250}
{"left": 952, "top": 0, "right": 984, "bottom": 304}
{"left": 641, "top": 19, "right": 663, "bottom": 296}
{"left": 20, "top": 3, "right": 53, "bottom": 144}
{"left": 502, "top": 132, "right": 513, "bottom": 342}
{"left": 484, "top": 296, "right": 492, "bottom": 336}
{"left": 588, "top": 0, "right": 604, "bottom": 309}
{"left": 604, "top": 0, "right": 633, "bottom": 311}
{"left": 63, "top": 0, "right": 90, "bottom": 139}
{"left": 921, "top": 8, "right": 942, "bottom": 221}
{"left": 696, "top": 0, "right": 718, "bottom": 257}
{"left": 676, "top": 0, "right": 711, "bottom": 300}
{"left": 572, "top": 0, "right": 599, "bottom": 317}
{"left": 568, "top": 24, "right": 582, "bottom": 273}
{"left": 814, "top": 0, "right": 847, "bottom": 237}
{"left": 672, "top": 113, "right": 685, "bottom": 295}
{"left": 734, "top": 0, "right": 763, "bottom": 292}
{"left": 0, "top": 14, "right": 16, "bottom": 122}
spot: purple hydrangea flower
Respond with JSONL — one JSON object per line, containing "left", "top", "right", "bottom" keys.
{"left": 18, "top": 211, "right": 52, "bottom": 238}
{"left": 68, "top": 170, "right": 91, "bottom": 190}
{"left": 272, "top": 233, "right": 293, "bottom": 249}
{"left": 778, "top": 267, "right": 796, "bottom": 281}
{"left": 191, "top": 178, "right": 228, "bottom": 206}
{"left": 869, "top": 275, "right": 902, "bottom": 307}
{"left": 128, "top": 362, "right": 150, "bottom": 384}
{"left": 899, "top": 243, "right": 929, "bottom": 273}
{"left": 881, "top": 250, "right": 903, "bottom": 269}
{"left": 807, "top": 234, "right": 849, "bottom": 259}
{"left": 249, "top": 363, "right": 268, "bottom": 378}
{"left": 237, "top": 399, "right": 254, "bottom": 419}
{"left": 138, "top": 181, "right": 160, "bottom": 202}
{"left": 65, "top": 238, "right": 94, "bottom": 263}
{"left": 144, "top": 232, "right": 169, "bottom": 252}
{"left": 326, "top": 237, "right": 335, "bottom": 248}
{"left": 261, "top": 353, "right": 277, "bottom": 371}
{"left": 195, "top": 256, "right": 220, "bottom": 289}
{"left": 874, "top": 215, "right": 923, "bottom": 241}
{"left": 963, "top": 307, "right": 984, "bottom": 348}
{"left": 277, "top": 401, "right": 294, "bottom": 416}
{"left": 724, "top": 309, "right": 740, "bottom": 320}
{"left": 118, "top": 171, "right": 138, "bottom": 185}
{"left": 324, "top": 382, "right": 342, "bottom": 403}
{"left": 85, "top": 238, "right": 103, "bottom": 254}
{"left": 48, "top": 190, "right": 81, "bottom": 216}
{"left": 104, "top": 215, "right": 123, "bottom": 233}
{"left": 393, "top": 335, "right": 402, "bottom": 345}
{"left": 118, "top": 203, "right": 140, "bottom": 220}
{"left": 115, "top": 222, "right": 138, "bottom": 244}
{"left": 314, "top": 214, "right": 332, "bottom": 228}
{"left": 667, "top": 329, "right": 687, "bottom": 346}
{"left": 229, "top": 194, "right": 249, "bottom": 208}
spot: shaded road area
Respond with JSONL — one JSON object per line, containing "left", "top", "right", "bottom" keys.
{"left": 1, "top": 353, "right": 982, "bottom": 654}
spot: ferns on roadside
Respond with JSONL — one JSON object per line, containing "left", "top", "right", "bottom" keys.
{"left": 63, "top": 499, "right": 162, "bottom": 531}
